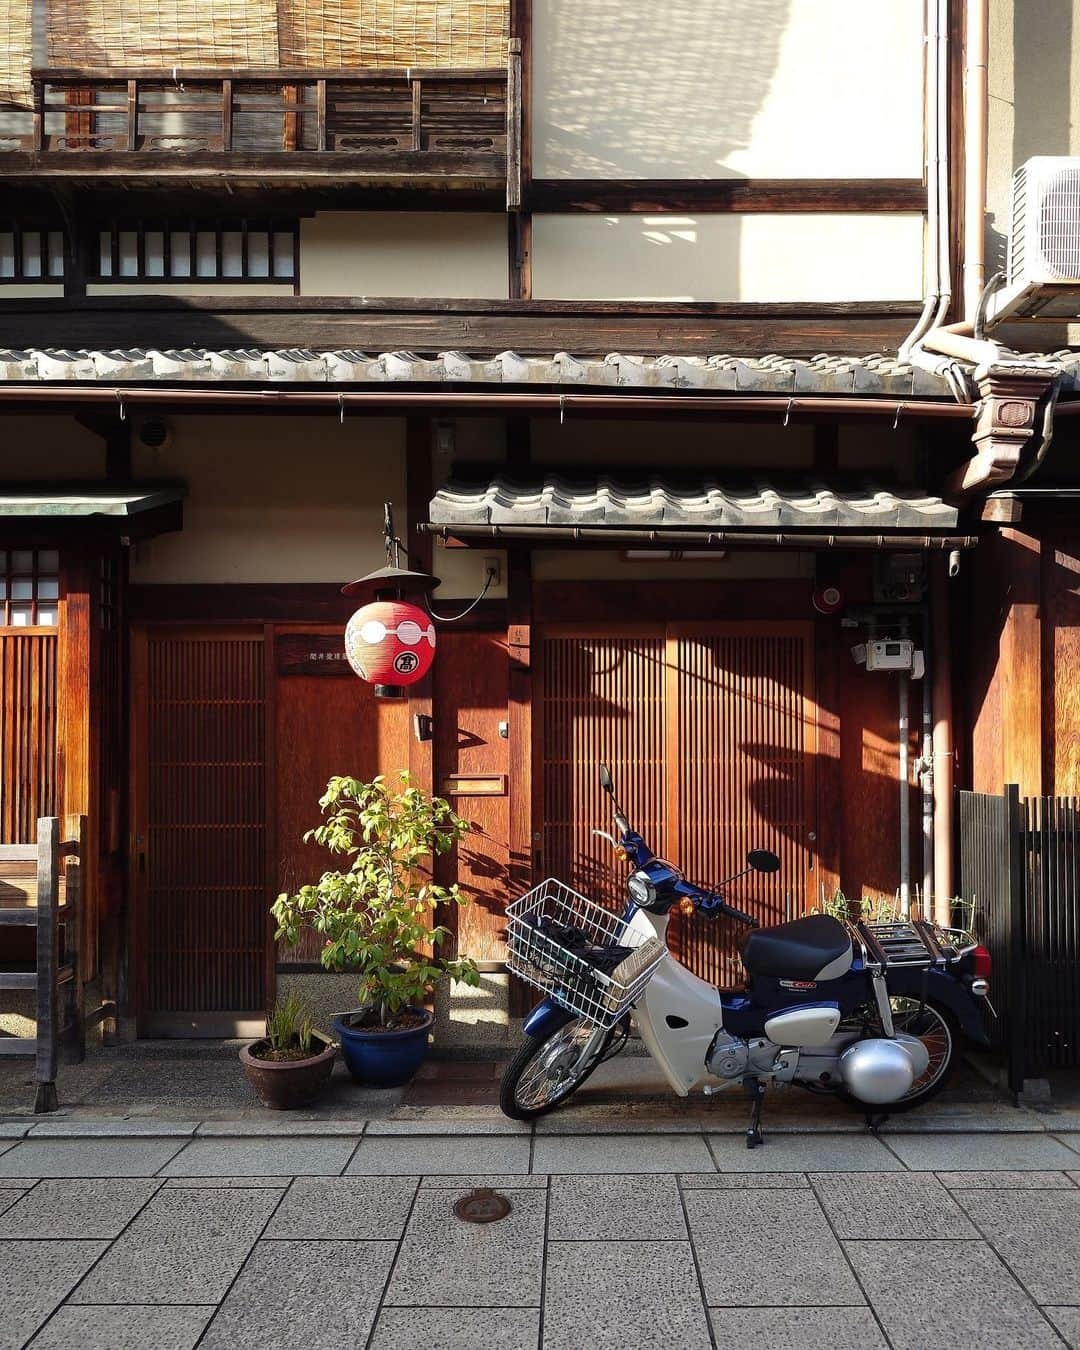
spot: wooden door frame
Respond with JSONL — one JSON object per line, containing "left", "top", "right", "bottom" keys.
{"left": 128, "top": 622, "right": 269, "bottom": 1035}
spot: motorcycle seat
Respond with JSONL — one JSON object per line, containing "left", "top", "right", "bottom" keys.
{"left": 741, "top": 914, "right": 852, "bottom": 981}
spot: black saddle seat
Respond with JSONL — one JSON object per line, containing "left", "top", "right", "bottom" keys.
{"left": 741, "top": 914, "right": 851, "bottom": 981}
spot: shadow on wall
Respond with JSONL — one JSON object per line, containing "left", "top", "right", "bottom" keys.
{"left": 535, "top": 0, "right": 791, "bottom": 179}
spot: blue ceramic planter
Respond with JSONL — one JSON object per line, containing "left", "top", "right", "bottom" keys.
{"left": 333, "top": 1007, "right": 434, "bottom": 1086}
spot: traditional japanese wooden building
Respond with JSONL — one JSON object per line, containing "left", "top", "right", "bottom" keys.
{"left": 0, "top": 0, "right": 1078, "bottom": 1046}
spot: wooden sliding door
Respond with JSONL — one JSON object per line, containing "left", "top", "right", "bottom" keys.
{"left": 131, "top": 628, "right": 267, "bottom": 1032}
{"left": 539, "top": 622, "right": 817, "bottom": 986}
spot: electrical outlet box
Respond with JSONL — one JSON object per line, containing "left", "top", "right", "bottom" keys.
{"left": 482, "top": 556, "right": 502, "bottom": 587}
{"left": 865, "top": 638, "right": 915, "bottom": 672}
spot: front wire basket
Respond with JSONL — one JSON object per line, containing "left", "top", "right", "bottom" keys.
{"left": 505, "top": 878, "right": 667, "bottom": 1028}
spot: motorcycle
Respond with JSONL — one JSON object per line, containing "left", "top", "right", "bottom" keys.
{"left": 501, "top": 763, "right": 993, "bottom": 1146}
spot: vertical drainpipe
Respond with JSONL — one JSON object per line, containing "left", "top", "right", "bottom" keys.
{"left": 963, "top": 0, "right": 990, "bottom": 318}
{"left": 899, "top": 671, "right": 911, "bottom": 917}
{"left": 920, "top": 606, "right": 935, "bottom": 908}
{"left": 932, "top": 557, "right": 955, "bottom": 920}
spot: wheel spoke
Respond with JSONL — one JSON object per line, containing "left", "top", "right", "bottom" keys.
{"left": 513, "top": 1019, "right": 604, "bottom": 1111}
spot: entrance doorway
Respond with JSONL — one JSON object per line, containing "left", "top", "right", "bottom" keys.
{"left": 538, "top": 623, "right": 818, "bottom": 986}
{"left": 130, "top": 628, "right": 268, "bottom": 1034}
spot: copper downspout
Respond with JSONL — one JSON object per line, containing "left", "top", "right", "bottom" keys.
{"left": 931, "top": 554, "right": 956, "bottom": 921}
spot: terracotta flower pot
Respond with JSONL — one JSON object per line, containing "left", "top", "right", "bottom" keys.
{"left": 240, "top": 1031, "right": 336, "bottom": 1110}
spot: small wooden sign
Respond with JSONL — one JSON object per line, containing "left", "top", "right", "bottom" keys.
{"left": 439, "top": 773, "right": 507, "bottom": 797}
{"left": 276, "top": 633, "right": 352, "bottom": 677}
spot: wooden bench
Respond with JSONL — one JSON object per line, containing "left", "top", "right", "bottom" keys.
{"left": 0, "top": 816, "right": 86, "bottom": 1113}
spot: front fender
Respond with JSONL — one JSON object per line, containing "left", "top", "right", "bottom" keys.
{"left": 522, "top": 998, "right": 576, "bottom": 1040}
{"left": 886, "top": 966, "right": 992, "bottom": 1047}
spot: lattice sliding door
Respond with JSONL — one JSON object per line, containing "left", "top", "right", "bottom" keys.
{"left": 139, "top": 631, "right": 266, "bottom": 1017}
{"left": 540, "top": 631, "right": 667, "bottom": 910}
{"left": 671, "top": 625, "right": 815, "bottom": 986}
{"left": 0, "top": 633, "right": 58, "bottom": 843}
{"left": 538, "top": 623, "right": 817, "bottom": 986}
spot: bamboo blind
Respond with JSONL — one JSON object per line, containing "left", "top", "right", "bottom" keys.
{"left": 46, "top": 1, "right": 281, "bottom": 68}
{"left": 277, "top": 0, "right": 509, "bottom": 68}
{"left": 0, "top": 0, "right": 32, "bottom": 108}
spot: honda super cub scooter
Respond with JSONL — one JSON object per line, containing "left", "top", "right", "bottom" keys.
{"left": 501, "top": 763, "right": 992, "bottom": 1145}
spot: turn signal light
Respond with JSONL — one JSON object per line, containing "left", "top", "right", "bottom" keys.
{"left": 677, "top": 897, "right": 696, "bottom": 917}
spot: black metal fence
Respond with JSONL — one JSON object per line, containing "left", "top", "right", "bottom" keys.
{"left": 958, "top": 786, "right": 1080, "bottom": 1094}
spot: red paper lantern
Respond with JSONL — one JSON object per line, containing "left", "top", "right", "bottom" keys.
{"left": 344, "top": 599, "right": 436, "bottom": 696}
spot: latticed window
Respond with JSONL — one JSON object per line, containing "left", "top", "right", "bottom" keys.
{"left": 96, "top": 220, "right": 298, "bottom": 284}
{"left": 0, "top": 227, "right": 65, "bottom": 283}
{"left": 0, "top": 550, "right": 60, "bottom": 628}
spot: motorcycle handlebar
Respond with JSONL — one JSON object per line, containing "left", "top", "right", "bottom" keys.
{"left": 711, "top": 897, "right": 759, "bottom": 928}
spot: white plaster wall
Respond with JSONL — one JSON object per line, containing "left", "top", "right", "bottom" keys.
{"left": 300, "top": 213, "right": 509, "bottom": 298}
{"left": 534, "top": 0, "right": 924, "bottom": 180}
{"left": 129, "top": 415, "right": 405, "bottom": 584}
{"left": 531, "top": 213, "right": 925, "bottom": 302}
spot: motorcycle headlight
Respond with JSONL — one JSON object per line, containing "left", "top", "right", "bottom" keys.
{"left": 627, "top": 872, "right": 655, "bottom": 906}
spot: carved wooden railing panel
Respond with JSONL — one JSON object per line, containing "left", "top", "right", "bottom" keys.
{"left": 3, "top": 51, "right": 521, "bottom": 202}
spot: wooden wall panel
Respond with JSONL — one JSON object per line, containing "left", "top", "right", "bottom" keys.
{"left": 434, "top": 630, "right": 510, "bottom": 961}
{"left": 0, "top": 633, "right": 58, "bottom": 844}
{"left": 272, "top": 625, "right": 409, "bottom": 965}
{"left": 140, "top": 631, "right": 266, "bottom": 1015}
{"left": 1045, "top": 525, "right": 1080, "bottom": 796}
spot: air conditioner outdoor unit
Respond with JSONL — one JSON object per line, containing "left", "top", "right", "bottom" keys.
{"left": 985, "top": 156, "right": 1080, "bottom": 326}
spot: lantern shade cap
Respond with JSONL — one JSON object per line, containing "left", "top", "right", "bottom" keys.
{"left": 340, "top": 566, "right": 440, "bottom": 600}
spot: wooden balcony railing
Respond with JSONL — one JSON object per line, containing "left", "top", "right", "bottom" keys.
{"left": 2, "top": 42, "right": 521, "bottom": 205}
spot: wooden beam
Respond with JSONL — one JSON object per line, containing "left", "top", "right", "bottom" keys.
{"left": 0, "top": 296, "right": 925, "bottom": 357}
{"left": 528, "top": 178, "right": 928, "bottom": 214}
{"left": 406, "top": 417, "right": 435, "bottom": 801}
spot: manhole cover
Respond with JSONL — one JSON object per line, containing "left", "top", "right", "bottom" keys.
{"left": 453, "top": 1187, "right": 513, "bottom": 1224}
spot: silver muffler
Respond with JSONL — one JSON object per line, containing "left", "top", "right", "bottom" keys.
{"left": 840, "top": 1034, "right": 931, "bottom": 1104}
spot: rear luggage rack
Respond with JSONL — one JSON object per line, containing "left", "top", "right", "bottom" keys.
{"left": 858, "top": 918, "right": 948, "bottom": 969}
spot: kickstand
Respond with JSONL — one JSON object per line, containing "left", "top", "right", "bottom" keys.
{"left": 864, "top": 1110, "right": 890, "bottom": 1134}
{"left": 743, "top": 1076, "right": 766, "bottom": 1149}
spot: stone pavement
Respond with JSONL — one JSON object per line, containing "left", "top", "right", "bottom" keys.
{"left": 0, "top": 1121, "right": 1077, "bottom": 1349}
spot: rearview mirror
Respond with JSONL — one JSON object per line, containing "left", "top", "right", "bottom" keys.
{"left": 599, "top": 764, "right": 614, "bottom": 794}
{"left": 747, "top": 849, "right": 781, "bottom": 875}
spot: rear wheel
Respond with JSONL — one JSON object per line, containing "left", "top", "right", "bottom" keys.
{"left": 500, "top": 1017, "right": 615, "bottom": 1121}
{"left": 839, "top": 997, "right": 959, "bottom": 1113}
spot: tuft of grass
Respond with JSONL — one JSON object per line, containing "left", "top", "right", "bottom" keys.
{"left": 265, "top": 992, "right": 315, "bottom": 1056}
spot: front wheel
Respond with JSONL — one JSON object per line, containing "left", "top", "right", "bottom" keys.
{"left": 500, "top": 1017, "right": 615, "bottom": 1121}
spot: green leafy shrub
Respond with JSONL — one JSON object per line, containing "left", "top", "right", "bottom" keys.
{"left": 271, "top": 772, "right": 480, "bottom": 1029}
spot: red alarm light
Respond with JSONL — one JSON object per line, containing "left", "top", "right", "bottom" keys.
{"left": 344, "top": 600, "right": 436, "bottom": 698}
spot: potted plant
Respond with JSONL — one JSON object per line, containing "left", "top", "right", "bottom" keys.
{"left": 240, "top": 992, "right": 336, "bottom": 1110}
{"left": 272, "top": 772, "right": 479, "bottom": 1087}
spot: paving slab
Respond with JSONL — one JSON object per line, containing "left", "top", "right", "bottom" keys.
{"left": 1045, "top": 1306, "right": 1080, "bottom": 1349}
{"left": 846, "top": 1238, "right": 1062, "bottom": 1350}
{"left": 365, "top": 1118, "right": 531, "bottom": 1135}
{"left": 161, "top": 1136, "right": 360, "bottom": 1177}
{"left": 810, "top": 1171, "right": 978, "bottom": 1239}
{"left": 368, "top": 1307, "right": 540, "bottom": 1350}
{"left": 347, "top": 1133, "right": 530, "bottom": 1175}
{"left": 0, "top": 1239, "right": 106, "bottom": 1350}
{"left": 680, "top": 1171, "right": 810, "bottom": 1188}
{"left": 195, "top": 1119, "right": 369, "bottom": 1136}
{"left": 1056, "top": 1133, "right": 1080, "bottom": 1157}
{"left": 0, "top": 1178, "right": 161, "bottom": 1238}
{"left": 534, "top": 1114, "right": 710, "bottom": 1134}
{"left": 547, "top": 1173, "right": 687, "bottom": 1241}
{"left": 959, "top": 1189, "right": 1080, "bottom": 1304}
{"left": 877, "top": 1103, "right": 1047, "bottom": 1133}
{"left": 162, "top": 1176, "right": 292, "bottom": 1189}
{"left": 0, "top": 1123, "right": 29, "bottom": 1138}
{"left": 385, "top": 1187, "right": 545, "bottom": 1307}
{"left": 28, "top": 1120, "right": 199, "bottom": 1138}
{"left": 532, "top": 1132, "right": 714, "bottom": 1174}
{"left": 937, "top": 1170, "right": 1077, "bottom": 1188}
{"left": 199, "top": 1240, "right": 396, "bottom": 1350}
{"left": 26, "top": 1304, "right": 215, "bottom": 1350}
{"left": 684, "top": 1189, "right": 862, "bottom": 1305}
{"left": 70, "top": 1186, "right": 281, "bottom": 1305}
{"left": 707, "top": 1132, "right": 901, "bottom": 1172}
{"left": 543, "top": 1240, "right": 711, "bottom": 1350}
{"left": 263, "top": 1176, "right": 416, "bottom": 1239}
{"left": 0, "top": 1137, "right": 185, "bottom": 1178}
{"left": 419, "top": 1173, "right": 546, "bottom": 1188}
{"left": 0, "top": 1189, "right": 22, "bottom": 1219}
{"left": 885, "top": 1132, "right": 1080, "bottom": 1172}
{"left": 708, "top": 1306, "right": 888, "bottom": 1349}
